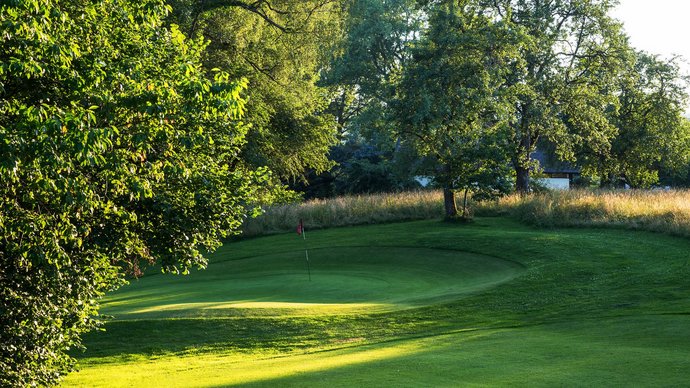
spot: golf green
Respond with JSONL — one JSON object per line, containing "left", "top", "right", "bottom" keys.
{"left": 102, "top": 246, "right": 524, "bottom": 318}
{"left": 63, "top": 219, "right": 690, "bottom": 387}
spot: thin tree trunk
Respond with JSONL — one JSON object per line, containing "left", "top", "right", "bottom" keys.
{"left": 462, "top": 187, "right": 469, "bottom": 218}
{"left": 600, "top": 172, "right": 615, "bottom": 188}
{"left": 515, "top": 110, "right": 532, "bottom": 195}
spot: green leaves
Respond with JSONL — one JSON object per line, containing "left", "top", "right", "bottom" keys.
{"left": 589, "top": 52, "right": 690, "bottom": 188}
{"left": 169, "top": 0, "right": 343, "bottom": 180}
{"left": 394, "top": 1, "right": 515, "bottom": 215}
{"left": 1, "top": 0, "right": 273, "bottom": 385}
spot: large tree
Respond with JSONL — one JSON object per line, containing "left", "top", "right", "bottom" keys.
{"left": 395, "top": 0, "right": 519, "bottom": 217}
{"left": 583, "top": 52, "right": 690, "bottom": 188}
{"left": 0, "top": 0, "right": 274, "bottom": 385}
{"left": 484, "top": 0, "right": 628, "bottom": 193}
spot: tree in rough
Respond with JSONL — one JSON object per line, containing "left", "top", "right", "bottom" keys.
{"left": 394, "top": 0, "right": 519, "bottom": 218}
{"left": 0, "top": 0, "right": 275, "bottom": 385}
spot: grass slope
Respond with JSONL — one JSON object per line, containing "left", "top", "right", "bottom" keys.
{"left": 63, "top": 218, "right": 690, "bottom": 387}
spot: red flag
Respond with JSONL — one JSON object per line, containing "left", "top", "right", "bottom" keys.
{"left": 297, "top": 219, "right": 303, "bottom": 235}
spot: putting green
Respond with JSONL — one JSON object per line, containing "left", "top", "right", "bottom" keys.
{"left": 102, "top": 246, "right": 524, "bottom": 319}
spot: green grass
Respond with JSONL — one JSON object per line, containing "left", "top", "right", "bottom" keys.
{"left": 63, "top": 218, "right": 690, "bottom": 387}
{"left": 102, "top": 246, "right": 523, "bottom": 318}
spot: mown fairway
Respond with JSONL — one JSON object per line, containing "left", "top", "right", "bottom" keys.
{"left": 63, "top": 218, "right": 690, "bottom": 387}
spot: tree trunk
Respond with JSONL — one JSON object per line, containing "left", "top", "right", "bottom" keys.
{"left": 514, "top": 112, "right": 532, "bottom": 195}
{"left": 600, "top": 172, "right": 615, "bottom": 188}
{"left": 515, "top": 165, "right": 530, "bottom": 195}
{"left": 462, "top": 188, "right": 469, "bottom": 218}
{"left": 443, "top": 187, "right": 458, "bottom": 219}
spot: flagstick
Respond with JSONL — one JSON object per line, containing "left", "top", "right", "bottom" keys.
{"left": 302, "top": 227, "right": 311, "bottom": 282}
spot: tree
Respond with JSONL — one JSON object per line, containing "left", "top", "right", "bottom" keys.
{"left": 584, "top": 52, "right": 690, "bottom": 188}
{"left": 316, "top": 0, "right": 426, "bottom": 195}
{"left": 394, "top": 0, "right": 518, "bottom": 218}
{"left": 325, "top": 0, "right": 422, "bottom": 100}
{"left": 484, "top": 0, "right": 628, "bottom": 193}
{"left": 0, "top": 0, "right": 274, "bottom": 385}
{"left": 167, "top": 0, "right": 345, "bottom": 181}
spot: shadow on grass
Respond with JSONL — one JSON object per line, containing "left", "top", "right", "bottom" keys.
{"left": 75, "top": 310, "right": 444, "bottom": 360}
{"left": 219, "top": 315, "right": 690, "bottom": 388}
{"left": 71, "top": 315, "right": 690, "bottom": 387}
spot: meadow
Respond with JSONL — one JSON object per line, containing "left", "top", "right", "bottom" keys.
{"left": 245, "top": 189, "right": 690, "bottom": 237}
{"left": 62, "top": 191, "right": 690, "bottom": 386}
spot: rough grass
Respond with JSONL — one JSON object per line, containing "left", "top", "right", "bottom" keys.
{"left": 63, "top": 218, "right": 690, "bottom": 387}
{"left": 244, "top": 189, "right": 690, "bottom": 238}
{"left": 242, "top": 190, "right": 443, "bottom": 236}
{"left": 477, "top": 189, "right": 690, "bottom": 237}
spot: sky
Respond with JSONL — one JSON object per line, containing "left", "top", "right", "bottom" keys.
{"left": 610, "top": 0, "right": 690, "bottom": 115}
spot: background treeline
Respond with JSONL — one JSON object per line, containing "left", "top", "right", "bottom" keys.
{"left": 311, "top": 0, "right": 690, "bottom": 219}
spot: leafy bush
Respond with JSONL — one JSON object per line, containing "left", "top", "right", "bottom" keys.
{"left": 0, "top": 0, "right": 271, "bottom": 385}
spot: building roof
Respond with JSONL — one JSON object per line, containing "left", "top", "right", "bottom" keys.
{"left": 532, "top": 149, "right": 581, "bottom": 174}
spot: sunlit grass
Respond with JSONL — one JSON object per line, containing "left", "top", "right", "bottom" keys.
{"left": 64, "top": 334, "right": 432, "bottom": 387}
{"left": 478, "top": 189, "right": 690, "bottom": 236}
{"left": 65, "top": 315, "right": 690, "bottom": 387}
{"left": 242, "top": 190, "right": 443, "bottom": 236}
{"left": 63, "top": 218, "right": 690, "bottom": 387}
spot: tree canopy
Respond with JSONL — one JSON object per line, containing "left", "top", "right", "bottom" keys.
{"left": 587, "top": 52, "right": 690, "bottom": 188}
{"left": 394, "top": 0, "right": 518, "bottom": 217}
{"left": 168, "top": 0, "right": 345, "bottom": 180}
{"left": 0, "top": 0, "right": 275, "bottom": 384}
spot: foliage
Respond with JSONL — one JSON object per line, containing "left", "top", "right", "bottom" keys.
{"left": 333, "top": 149, "right": 410, "bottom": 195}
{"left": 314, "top": 0, "right": 428, "bottom": 195}
{"left": 289, "top": 140, "right": 421, "bottom": 199}
{"left": 659, "top": 117, "right": 690, "bottom": 187}
{"left": 583, "top": 52, "right": 690, "bottom": 188}
{"left": 168, "top": 0, "right": 345, "bottom": 181}
{"left": 394, "top": 0, "right": 518, "bottom": 217}
{"left": 324, "top": 0, "right": 422, "bottom": 99}
{"left": 0, "top": 0, "right": 273, "bottom": 385}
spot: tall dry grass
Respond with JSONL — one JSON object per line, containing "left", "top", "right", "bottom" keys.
{"left": 476, "top": 189, "right": 690, "bottom": 237}
{"left": 243, "top": 189, "right": 690, "bottom": 238}
{"left": 242, "top": 190, "right": 444, "bottom": 236}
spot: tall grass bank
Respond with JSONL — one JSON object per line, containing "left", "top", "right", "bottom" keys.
{"left": 244, "top": 189, "right": 690, "bottom": 238}
{"left": 243, "top": 191, "right": 444, "bottom": 236}
{"left": 477, "top": 189, "right": 690, "bottom": 237}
